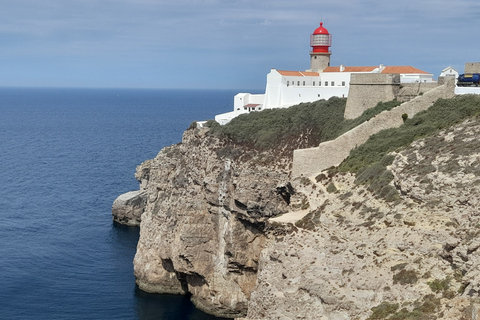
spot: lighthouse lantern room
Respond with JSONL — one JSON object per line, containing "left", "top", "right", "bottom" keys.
{"left": 309, "top": 22, "right": 332, "bottom": 71}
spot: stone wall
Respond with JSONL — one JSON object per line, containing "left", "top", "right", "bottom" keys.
{"left": 396, "top": 82, "right": 439, "bottom": 102}
{"left": 344, "top": 73, "right": 400, "bottom": 119}
{"left": 465, "top": 62, "right": 480, "bottom": 73}
{"left": 309, "top": 52, "right": 331, "bottom": 71}
{"left": 291, "top": 79, "right": 456, "bottom": 178}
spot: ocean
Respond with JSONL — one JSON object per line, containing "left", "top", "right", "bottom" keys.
{"left": 0, "top": 88, "right": 237, "bottom": 320}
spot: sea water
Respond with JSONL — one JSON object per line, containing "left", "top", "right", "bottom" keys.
{"left": 0, "top": 88, "right": 237, "bottom": 320}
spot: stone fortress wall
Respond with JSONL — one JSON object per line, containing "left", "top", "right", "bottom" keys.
{"left": 344, "top": 73, "right": 401, "bottom": 119}
{"left": 292, "top": 76, "right": 456, "bottom": 178}
{"left": 344, "top": 73, "right": 441, "bottom": 119}
{"left": 397, "top": 82, "right": 440, "bottom": 101}
{"left": 465, "top": 62, "right": 480, "bottom": 73}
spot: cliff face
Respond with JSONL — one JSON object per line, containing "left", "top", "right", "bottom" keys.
{"left": 114, "top": 116, "right": 480, "bottom": 319}
{"left": 244, "top": 117, "right": 480, "bottom": 320}
{"left": 131, "top": 128, "right": 292, "bottom": 318}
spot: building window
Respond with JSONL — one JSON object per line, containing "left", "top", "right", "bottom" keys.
{"left": 287, "top": 81, "right": 289, "bottom": 86}
{"left": 342, "top": 81, "right": 345, "bottom": 86}
{"left": 313, "top": 81, "right": 315, "bottom": 86}
{"left": 303, "top": 81, "right": 305, "bottom": 86}
{"left": 297, "top": 81, "right": 300, "bottom": 86}
{"left": 325, "top": 81, "right": 328, "bottom": 86}
{"left": 331, "top": 81, "right": 335, "bottom": 86}
{"left": 318, "top": 94, "right": 320, "bottom": 97}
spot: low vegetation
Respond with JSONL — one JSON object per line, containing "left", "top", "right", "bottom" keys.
{"left": 338, "top": 94, "right": 480, "bottom": 201}
{"left": 368, "top": 295, "right": 441, "bottom": 320}
{"left": 207, "top": 97, "right": 401, "bottom": 150}
{"left": 208, "top": 94, "right": 480, "bottom": 201}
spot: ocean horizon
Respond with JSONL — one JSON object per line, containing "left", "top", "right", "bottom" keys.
{"left": 0, "top": 87, "right": 241, "bottom": 319}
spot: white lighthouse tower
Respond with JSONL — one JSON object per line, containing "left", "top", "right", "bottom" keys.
{"left": 309, "top": 22, "right": 332, "bottom": 71}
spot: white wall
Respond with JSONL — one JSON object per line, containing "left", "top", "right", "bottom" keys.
{"left": 263, "top": 69, "right": 349, "bottom": 109}
{"left": 455, "top": 87, "right": 480, "bottom": 95}
{"left": 215, "top": 109, "right": 247, "bottom": 125}
{"left": 400, "top": 73, "right": 435, "bottom": 83}
{"left": 263, "top": 70, "right": 283, "bottom": 109}
{"left": 234, "top": 93, "right": 265, "bottom": 111}
{"left": 216, "top": 68, "right": 435, "bottom": 125}
{"left": 440, "top": 67, "right": 458, "bottom": 78}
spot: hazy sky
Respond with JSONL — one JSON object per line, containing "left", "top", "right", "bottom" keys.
{"left": 1, "top": 0, "right": 479, "bottom": 89}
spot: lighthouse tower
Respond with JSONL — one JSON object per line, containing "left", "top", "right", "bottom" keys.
{"left": 309, "top": 22, "right": 332, "bottom": 71}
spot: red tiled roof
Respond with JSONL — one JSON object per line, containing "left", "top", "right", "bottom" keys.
{"left": 244, "top": 104, "right": 260, "bottom": 108}
{"left": 323, "top": 65, "right": 431, "bottom": 74}
{"left": 323, "top": 66, "right": 377, "bottom": 72}
{"left": 381, "top": 66, "right": 430, "bottom": 74}
{"left": 277, "top": 70, "right": 319, "bottom": 77}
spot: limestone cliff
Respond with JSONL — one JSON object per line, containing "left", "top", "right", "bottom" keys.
{"left": 244, "top": 117, "right": 480, "bottom": 320}
{"left": 114, "top": 110, "right": 480, "bottom": 319}
{"left": 130, "top": 128, "right": 292, "bottom": 318}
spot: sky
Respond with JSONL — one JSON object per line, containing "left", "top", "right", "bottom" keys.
{"left": 1, "top": 0, "right": 479, "bottom": 90}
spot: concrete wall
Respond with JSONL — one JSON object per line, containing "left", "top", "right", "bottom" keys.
{"left": 292, "top": 81, "right": 456, "bottom": 178}
{"left": 344, "top": 73, "right": 400, "bottom": 119}
{"left": 465, "top": 62, "right": 480, "bottom": 73}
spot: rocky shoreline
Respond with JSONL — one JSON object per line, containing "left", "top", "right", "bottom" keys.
{"left": 113, "top": 117, "right": 480, "bottom": 319}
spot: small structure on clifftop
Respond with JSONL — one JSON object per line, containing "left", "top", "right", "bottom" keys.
{"left": 215, "top": 22, "right": 436, "bottom": 125}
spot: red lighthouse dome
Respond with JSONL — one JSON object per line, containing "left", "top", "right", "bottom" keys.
{"left": 310, "top": 22, "right": 332, "bottom": 53}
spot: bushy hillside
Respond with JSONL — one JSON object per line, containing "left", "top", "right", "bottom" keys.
{"left": 206, "top": 97, "right": 401, "bottom": 150}
{"left": 338, "top": 94, "right": 480, "bottom": 201}
{"left": 204, "top": 94, "right": 480, "bottom": 202}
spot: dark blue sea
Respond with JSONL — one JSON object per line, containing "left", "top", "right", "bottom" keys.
{"left": 0, "top": 88, "right": 237, "bottom": 320}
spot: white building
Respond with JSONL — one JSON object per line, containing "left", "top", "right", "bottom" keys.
{"left": 215, "top": 23, "right": 435, "bottom": 125}
{"left": 440, "top": 66, "right": 459, "bottom": 78}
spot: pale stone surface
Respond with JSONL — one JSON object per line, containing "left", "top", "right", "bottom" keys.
{"left": 244, "top": 118, "right": 480, "bottom": 320}
{"left": 344, "top": 73, "right": 400, "bottom": 119}
{"left": 119, "top": 98, "right": 480, "bottom": 319}
{"left": 132, "top": 127, "right": 292, "bottom": 318}
{"left": 112, "top": 190, "right": 147, "bottom": 226}
{"left": 292, "top": 82, "right": 456, "bottom": 178}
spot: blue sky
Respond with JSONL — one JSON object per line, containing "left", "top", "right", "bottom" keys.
{"left": 1, "top": 0, "right": 479, "bottom": 89}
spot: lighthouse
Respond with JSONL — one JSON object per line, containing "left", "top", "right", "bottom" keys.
{"left": 310, "top": 22, "right": 332, "bottom": 71}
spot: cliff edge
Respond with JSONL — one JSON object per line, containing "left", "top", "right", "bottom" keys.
{"left": 113, "top": 94, "right": 480, "bottom": 319}
{"left": 130, "top": 127, "right": 293, "bottom": 318}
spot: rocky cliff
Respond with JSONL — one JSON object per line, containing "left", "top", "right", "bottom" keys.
{"left": 129, "top": 127, "right": 295, "bottom": 318}
{"left": 244, "top": 117, "right": 480, "bottom": 320}
{"left": 114, "top": 106, "right": 480, "bottom": 319}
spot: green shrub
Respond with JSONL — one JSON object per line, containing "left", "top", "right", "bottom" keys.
{"left": 208, "top": 98, "right": 402, "bottom": 150}
{"left": 427, "top": 277, "right": 451, "bottom": 293}
{"left": 368, "top": 302, "right": 399, "bottom": 319}
{"left": 326, "top": 182, "right": 338, "bottom": 193}
{"left": 339, "top": 94, "right": 480, "bottom": 201}
{"left": 393, "top": 269, "right": 418, "bottom": 285}
{"left": 208, "top": 97, "right": 346, "bottom": 149}
{"left": 369, "top": 295, "right": 441, "bottom": 320}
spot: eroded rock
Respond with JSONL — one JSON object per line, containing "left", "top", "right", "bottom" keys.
{"left": 112, "top": 190, "right": 147, "bottom": 226}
